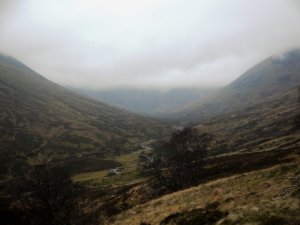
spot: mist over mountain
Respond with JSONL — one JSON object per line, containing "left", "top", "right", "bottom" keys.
{"left": 1, "top": 0, "right": 300, "bottom": 90}
{"left": 72, "top": 87, "right": 218, "bottom": 116}
{"left": 169, "top": 49, "right": 300, "bottom": 123}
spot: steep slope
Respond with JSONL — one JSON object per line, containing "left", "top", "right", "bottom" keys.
{"left": 196, "top": 86, "right": 300, "bottom": 155}
{"left": 73, "top": 87, "right": 217, "bottom": 116}
{"left": 0, "top": 54, "right": 172, "bottom": 177}
{"left": 170, "top": 49, "right": 300, "bottom": 123}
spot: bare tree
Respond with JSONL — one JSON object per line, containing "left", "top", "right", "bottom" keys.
{"left": 142, "top": 128, "right": 211, "bottom": 191}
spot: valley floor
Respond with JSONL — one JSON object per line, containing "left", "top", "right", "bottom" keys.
{"left": 72, "top": 149, "right": 144, "bottom": 188}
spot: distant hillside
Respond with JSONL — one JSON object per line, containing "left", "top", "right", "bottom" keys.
{"left": 0, "top": 54, "right": 172, "bottom": 177}
{"left": 72, "top": 87, "right": 217, "bottom": 116}
{"left": 169, "top": 49, "right": 300, "bottom": 123}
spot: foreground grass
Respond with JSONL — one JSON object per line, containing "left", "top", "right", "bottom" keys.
{"left": 72, "top": 150, "right": 144, "bottom": 188}
{"left": 105, "top": 153, "right": 300, "bottom": 225}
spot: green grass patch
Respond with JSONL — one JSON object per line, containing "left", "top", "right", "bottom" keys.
{"left": 72, "top": 150, "right": 144, "bottom": 188}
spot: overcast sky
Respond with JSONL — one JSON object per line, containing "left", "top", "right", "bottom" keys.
{"left": 0, "top": 0, "right": 300, "bottom": 90}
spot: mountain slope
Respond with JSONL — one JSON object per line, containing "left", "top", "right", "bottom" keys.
{"left": 0, "top": 54, "right": 172, "bottom": 177}
{"left": 170, "top": 49, "right": 300, "bottom": 123}
{"left": 196, "top": 86, "right": 300, "bottom": 155}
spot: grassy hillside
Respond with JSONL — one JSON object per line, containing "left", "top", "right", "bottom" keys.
{"left": 0, "top": 54, "right": 172, "bottom": 177}
{"left": 196, "top": 86, "right": 300, "bottom": 155}
{"left": 90, "top": 86, "right": 300, "bottom": 224}
{"left": 70, "top": 136, "right": 299, "bottom": 224}
{"left": 105, "top": 153, "right": 300, "bottom": 225}
{"left": 170, "top": 49, "right": 300, "bottom": 123}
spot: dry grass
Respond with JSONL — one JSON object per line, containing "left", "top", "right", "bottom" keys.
{"left": 105, "top": 155, "right": 300, "bottom": 225}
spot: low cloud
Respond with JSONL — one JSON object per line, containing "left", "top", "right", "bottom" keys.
{"left": 0, "top": 0, "right": 300, "bottom": 89}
